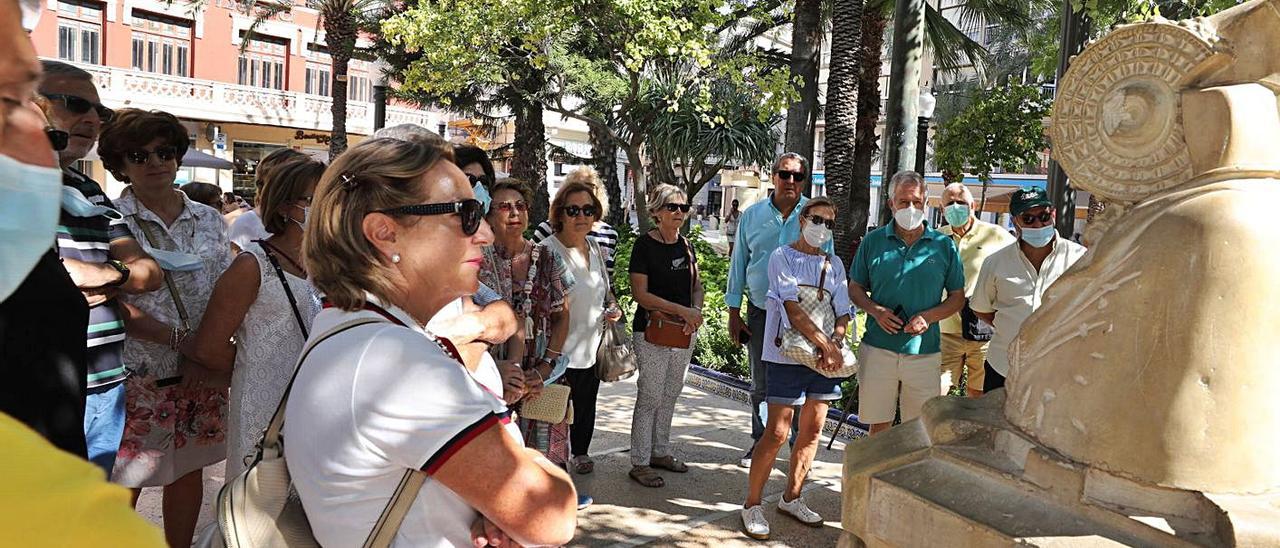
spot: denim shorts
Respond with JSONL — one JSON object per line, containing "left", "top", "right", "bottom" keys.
{"left": 764, "top": 361, "right": 842, "bottom": 405}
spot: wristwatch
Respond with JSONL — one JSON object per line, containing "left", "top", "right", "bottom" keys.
{"left": 106, "top": 259, "right": 131, "bottom": 287}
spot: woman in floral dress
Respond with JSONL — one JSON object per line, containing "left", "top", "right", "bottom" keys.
{"left": 102, "top": 109, "right": 232, "bottom": 547}
{"left": 478, "top": 179, "right": 576, "bottom": 467}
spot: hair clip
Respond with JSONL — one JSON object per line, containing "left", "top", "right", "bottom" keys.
{"left": 340, "top": 173, "right": 360, "bottom": 191}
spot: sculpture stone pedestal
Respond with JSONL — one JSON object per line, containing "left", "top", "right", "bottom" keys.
{"left": 839, "top": 1, "right": 1280, "bottom": 544}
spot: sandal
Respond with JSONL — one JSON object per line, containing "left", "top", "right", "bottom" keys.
{"left": 573, "top": 456, "right": 594, "bottom": 475}
{"left": 629, "top": 465, "right": 665, "bottom": 487}
{"left": 650, "top": 455, "right": 689, "bottom": 473}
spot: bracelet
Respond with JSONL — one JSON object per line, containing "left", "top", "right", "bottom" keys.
{"left": 544, "top": 349, "right": 563, "bottom": 358}
{"left": 531, "top": 368, "right": 545, "bottom": 383}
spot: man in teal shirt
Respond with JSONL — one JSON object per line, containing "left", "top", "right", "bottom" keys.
{"left": 849, "top": 171, "right": 964, "bottom": 435}
{"left": 726, "top": 152, "right": 831, "bottom": 466}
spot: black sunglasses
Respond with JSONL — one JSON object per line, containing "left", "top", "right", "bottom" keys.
{"left": 662, "top": 203, "right": 691, "bottom": 213}
{"left": 381, "top": 199, "right": 485, "bottom": 236}
{"left": 560, "top": 205, "right": 598, "bottom": 218}
{"left": 1019, "top": 211, "right": 1053, "bottom": 225}
{"left": 466, "top": 173, "right": 492, "bottom": 187}
{"left": 807, "top": 215, "right": 835, "bottom": 229}
{"left": 42, "top": 93, "right": 114, "bottom": 122}
{"left": 45, "top": 127, "right": 69, "bottom": 151}
{"left": 124, "top": 146, "right": 180, "bottom": 165}
{"left": 775, "top": 170, "right": 807, "bottom": 182}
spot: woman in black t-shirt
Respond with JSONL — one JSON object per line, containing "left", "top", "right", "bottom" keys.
{"left": 627, "top": 184, "right": 704, "bottom": 488}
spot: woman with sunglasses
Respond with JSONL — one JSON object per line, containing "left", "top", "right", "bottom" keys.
{"left": 102, "top": 109, "right": 233, "bottom": 547}
{"left": 545, "top": 180, "right": 622, "bottom": 478}
{"left": 182, "top": 159, "right": 325, "bottom": 480}
{"left": 627, "top": 184, "right": 704, "bottom": 488}
{"left": 741, "top": 197, "right": 852, "bottom": 540}
{"left": 285, "top": 138, "right": 576, "bottom": 547}
{"left": 478, "top": 179, "right": 576, "bottom": 467}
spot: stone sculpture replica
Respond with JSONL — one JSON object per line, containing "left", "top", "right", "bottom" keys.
{"left": 839, "top": 0, "right": 1280, "bottom": 545}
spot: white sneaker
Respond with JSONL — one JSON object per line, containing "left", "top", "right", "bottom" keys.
{"left": 739, "top": 456, "right": 752, "bottom": 468}
{"left": 778, "top": 495, "right": 823, "bottom": 526}
{"left": 741, "top": 505, "right": 770, "bottom": 540}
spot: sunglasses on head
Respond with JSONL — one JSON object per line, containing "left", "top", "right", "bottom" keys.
{"left": 45, "top": 127, "right": 69, "bottom": 151}
{"left": 661, "top": 203, "right": 691, "bottom": 213}
{"left": 493, "top": 200, "right": 528, "bottom": 213}
{"left": 381, "top": 199, "right": 485, "bottom": 236}
{"left": 560, "top": 204, "right": 598, "bottom": 218}
{"left": 775, "top": 170, "right": 806, "bottom": 182}
{"left": 42, "top": 93, "right": 114, "bottom": 122}
{"left": 466, "top": 173, "right": 492, "bottom": 187}
{"left": 124, "top": 146, "right": 180, "bottom": 165}
{"left": 1020, "top": 211, "right": 1053, "bottom": 225}
{"left": 807, "top": 215, "right": 835, "bottom": 229}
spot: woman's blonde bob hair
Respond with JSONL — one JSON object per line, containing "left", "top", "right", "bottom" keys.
{"left": 646, "top": 183, "right": 687, "bottom": 214}
{"left": 549, "top": 180, "right": 603, "bottom": 233}
{"left": 304, "top": 136, "right": 455, "bottom": 311}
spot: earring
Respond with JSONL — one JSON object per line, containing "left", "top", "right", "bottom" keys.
{"left": 391, "top": 253, "right": 401, "bottom": 264}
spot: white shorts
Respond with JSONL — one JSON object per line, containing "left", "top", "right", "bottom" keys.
{"left": 857, "top": 344, "right": 944, "bottom": 424}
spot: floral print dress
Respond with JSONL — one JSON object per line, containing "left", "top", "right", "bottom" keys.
{"left": 479, "top": 241, "right": 575, "bottom": 466}
{"left": 113, "top": 189, "right": 232, "bottom": 488}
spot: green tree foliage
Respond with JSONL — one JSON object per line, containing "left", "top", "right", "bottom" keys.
{"left": 934, "top": 84, "right": 1049, "bottom": 209}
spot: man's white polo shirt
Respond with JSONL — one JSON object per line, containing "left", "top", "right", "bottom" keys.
{"left": 969, "top": 235, "right": 1087, "bottom": 376}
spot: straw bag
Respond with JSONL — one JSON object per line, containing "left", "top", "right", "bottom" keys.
{"left": 518, "top": 383, "right": 573, "bottom": 424}
{"left": 774, "top": 254, "right": 858, "bottom": 379}
{"left": 211, "top": 318, "right": 427, "bottom": 548}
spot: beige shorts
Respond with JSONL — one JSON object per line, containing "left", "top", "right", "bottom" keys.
{"left": 857, "top": 344, "right": 944, "bottom": 424}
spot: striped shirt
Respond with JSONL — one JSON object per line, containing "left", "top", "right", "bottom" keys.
{"left": 57, "top": 168, "right": 133, "bottom": 388}
{"left": 532, "top": 220, "right": 618, "bottom": 277}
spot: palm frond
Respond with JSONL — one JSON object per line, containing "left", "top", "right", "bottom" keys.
{"left": 925, "top": 4, "right": 991, "bottom": 74}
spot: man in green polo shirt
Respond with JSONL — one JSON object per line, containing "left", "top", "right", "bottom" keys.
{"left": 849, "top": 171, "right": 965, "bottom": 435}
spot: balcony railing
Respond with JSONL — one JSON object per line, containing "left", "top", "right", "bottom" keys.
{"left": 62, "top": 61, "right": 437, "bottom": 137}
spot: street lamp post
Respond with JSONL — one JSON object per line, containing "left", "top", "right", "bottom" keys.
{"left": 915, "top": 90, "right": 936, "bottom": 174}
{"left": 372, "top": 58, "right": 389, "bottom": 131}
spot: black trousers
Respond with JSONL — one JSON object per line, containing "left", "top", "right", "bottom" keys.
{"left": 565, "top": 367, "right": 601, "bottom": 457}
{"left": 983, "top": 360, "right": 1006, "bottom": 392}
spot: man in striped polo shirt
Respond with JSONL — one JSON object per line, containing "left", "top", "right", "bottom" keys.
{"left": 42, "top": 61, "right": 163, "bottom": 475}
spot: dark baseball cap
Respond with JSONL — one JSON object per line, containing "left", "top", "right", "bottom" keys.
{"left": 1010, "top": 187, "right": 1052, "bottom": 217}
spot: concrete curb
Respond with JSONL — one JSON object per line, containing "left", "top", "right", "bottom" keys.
{"left": 686, "top": 365, "right": 869, "bottom": 441}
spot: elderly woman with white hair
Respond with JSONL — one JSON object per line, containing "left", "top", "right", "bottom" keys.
{"left": 626, "top": 183, "right": 704, "bottom": 488}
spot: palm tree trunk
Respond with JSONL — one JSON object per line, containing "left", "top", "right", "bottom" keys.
{"left": 324, "top": 11, "right": 357, "bottom": 158}
{"left": 826, "top": 0, "right": 864, "bottom": 268}
{"left": 625, "top": 143, "right": 651, "bottom": 231}
{"left": 512, "top": 97, "right": 549, "bottom": 227}
{"left": 589, "top": 122, "right": 624, "bottom": 227}
{"left": 853, "top": 11, "right": 888, "bottom": 230}
{"left": 785, "top": 0, "right": 824, "bottom": 180}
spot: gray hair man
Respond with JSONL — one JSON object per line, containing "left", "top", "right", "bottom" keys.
{"left": 849, "top": 171, "right": 965, "bottom": 435}
{"left": 937, "top": 182, "right": 1015, "bottom": 398}
{"left": 41, "top": 59, "right": 163, "bottom": 475}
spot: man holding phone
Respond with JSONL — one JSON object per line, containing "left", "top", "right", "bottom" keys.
{"left": 725, "top": 152, "right": 831, "bottom": 468}
{"left": 849, "top": 171, "right": 965, "bottom": 435}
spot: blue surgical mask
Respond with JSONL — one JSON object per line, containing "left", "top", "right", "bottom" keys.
{"left": 473, "top": 181, "right": 491, "bottom": 214}
{"left": 0, "top": 153, "right": 63, "bottom": 300}
{"left": 1020, "top": 225, "right": 1056, "bottom": 248}
{"left": 62, "top": 184, "right": 123, "bottom": 220}
{"left": 943, "top": 204, "right": 970, "bottom": 228}
{"left": 146, "top": 247, "right": 205, "bottom": 271}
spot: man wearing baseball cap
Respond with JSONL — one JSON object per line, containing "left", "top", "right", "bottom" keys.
{"left": 968, "top": 187, "right": 1087, "bottom": 390}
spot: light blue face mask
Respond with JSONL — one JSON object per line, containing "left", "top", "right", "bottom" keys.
{"left": 147, "top": 247, "right": 205, "bottom": 272}
{"left": 944, "top": 204, "right": 971, "bottom": 228}
{"left": 473, "top": 181, "right": 492, "bottom": 214}
{"left": 0, "top": 153, "right": 63, "bottom": 301}
{"left": 1020, "top": 225, "right": 1056, "bottom": 248}
{"left": 62, "top": 184, "right": 123, "bottom": 220}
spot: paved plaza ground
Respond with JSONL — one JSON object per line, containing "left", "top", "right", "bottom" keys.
{"left": 138, "top": 373, "right": 849, "bottom": 547}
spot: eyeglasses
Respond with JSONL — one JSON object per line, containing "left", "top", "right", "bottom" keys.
{"left": 493, "top": 200, "right": 527, "bottom": 214}
{"left": 807, "top": 215, "right": 835, "bottom": 229}
{"left": 560, "top": 205, "right": 598, "bottom": 218}
{"left": 45, "top": 127, "right": 69, "bottom": 151}
{"left": 466, "top": 173, "right": 492, "bottom": 187}
{"left": 662, "top": 203, "right": 691, "bottom": 213}
{"left": 381, "top": 199, "right": 485, "bottom": 236}
{"left": 1019, "top": 211, "right": 1053, "bottom": 225}
{"left": 775, "top": 170, "right": 806, "bottom": 182}
{"left": 42, "top": 93, "right": 114, "bottom": 123}
{"left": 124, "top": 146, "right": 180, "bottom": 165}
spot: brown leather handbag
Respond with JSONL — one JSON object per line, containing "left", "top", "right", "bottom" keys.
{"left": 643, "top": 236, "right": 697, "bottom": 349}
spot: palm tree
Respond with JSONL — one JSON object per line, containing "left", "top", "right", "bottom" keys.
{"left": 825, "top": 0, "right": 864, "bottom": 267}
{"left": 318, "top": 0, "right": 375, "bottom": 158}
{"left": 784, "top": 0, "right": 825, "bottom": 168}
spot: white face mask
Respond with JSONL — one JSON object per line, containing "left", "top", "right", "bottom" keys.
{"left": 802, "top": 221, "right": 832, "bottom": 248}
{"left": 0, "top": 153, "right": 63, "bottom": 301}
{"left": 894, "top": 205, "right": 926, "bottom": 231}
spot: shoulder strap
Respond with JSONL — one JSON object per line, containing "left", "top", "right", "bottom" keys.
{"left": 256, "top": 240, "right": 309, "bottom": 339}
{"left": 362, "top": 469, "right": 427, "bottom": 548}
{"left": 129, "top": 214, "right": 191, "bottom": 330}
{"left": 682, "top": 236, "right": 698, "bottom": 298}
